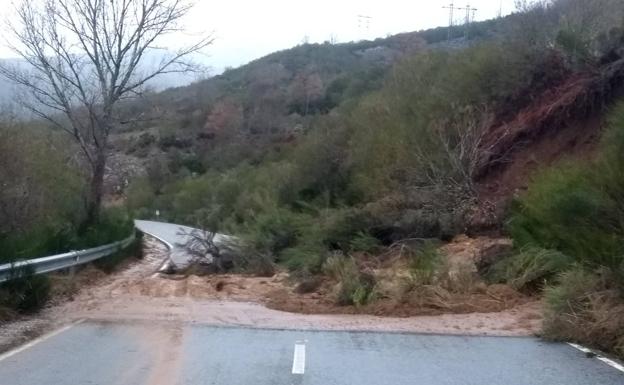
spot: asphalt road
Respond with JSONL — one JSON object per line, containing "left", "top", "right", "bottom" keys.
{"left": 0, "top": 321, "right": 622, "bottom": 385}
{"left": 134, "top": 220, "right": 235, "bottom": 268}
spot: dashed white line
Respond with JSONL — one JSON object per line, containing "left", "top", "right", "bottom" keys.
{"left": 0, "top": 319, "right": 85, "bottom": 362}
{"left": 292, "top": 342, "right": 306, "bottom": 375}
{"left": 568, "top": 342, "right": 624, "bottom": 373}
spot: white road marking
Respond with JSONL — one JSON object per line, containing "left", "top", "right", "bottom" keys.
{"left": 568, "top": 343, "right": 624, "bottom": 373}
{"left": 0, "top": 319, "right": 85, "bottom": 362}
{"left": 292, "top": 342, "right": 306, "bottom": 375}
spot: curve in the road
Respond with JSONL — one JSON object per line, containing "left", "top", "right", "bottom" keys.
{"left": 134, "top": 220, "right": 235, "bottom": 271}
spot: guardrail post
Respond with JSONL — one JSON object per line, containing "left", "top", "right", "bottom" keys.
{"left": 69, "top": 251, "right": 80, "bottom": 278}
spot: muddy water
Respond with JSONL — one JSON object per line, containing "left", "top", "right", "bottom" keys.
{"left": 55, "top": 235, "right": 542, "bottom": 335}
{"left": 0, "top": 235, "right": 542, "bottom": 356}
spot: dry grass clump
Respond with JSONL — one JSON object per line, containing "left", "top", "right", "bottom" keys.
{"left": 488, "top": 247, "right": 573, "bottom": 291}
{"left": 372, "top": 242, "right": 524, "bottom": 314}
{"left": 543, "top": 268, "right": 624, "bottom": 358}
{"left": 323, "top": 253, "right": 377, "bottom": 307}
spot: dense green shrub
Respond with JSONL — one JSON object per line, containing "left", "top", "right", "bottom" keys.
{"left": 349, "top": 232, "right": 381, "bottom": 254}
{"left": 488, "top": 248, "right": 574, "bottom": 291}
{"left": 319, "top": 208, "right": 376, "bottom": 251}
{"left": 243, "top": 208, "right": 309, "bottom": 258}
{"left": 344, "top": 42, "right": 546, "bottom": 238}
{"left": 507, "top": 165, "right": 623, "bottom": 266}
{"left": 0, "top": 210, "right": 138, "bottom": 319}
{"left": 508, "top": 104, "right": 624, "bottom": 270}
{"left": 507, "top": 102, "right": 624, "bottom": 358}
{"left": 283, "top": 117, "right": 353, "bottom": 206}
{"left": 0, "top": 203, "right": 133, "bottom": 265}
{"left": 77, "top": 208, "right": 134, "bottom": 248}
{"left": 0, "top": 123, "right": 84, "bottom": 263}
{"left": 407, "top": 242, "right": 443, "bottom": 286}
{"left": 280, "top": 244, "right": 327, "bottom": 276}
{"left": 0, "top": 265, "right": 50, "bottom": 314}
{"left": 93, "top": 231, "right": 144, "bottom": 273}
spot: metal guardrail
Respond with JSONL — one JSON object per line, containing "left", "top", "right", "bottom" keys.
{"left": 0, "top": 234, "right": 136, "bottom": 283}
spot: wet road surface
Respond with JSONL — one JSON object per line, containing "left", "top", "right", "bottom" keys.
{"left": 0, "top": 321, "right": 622, "bottom": 385}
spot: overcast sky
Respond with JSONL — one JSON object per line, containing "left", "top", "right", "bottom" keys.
{"left": 0, "top": 0, "right": 519, "bottom": 74}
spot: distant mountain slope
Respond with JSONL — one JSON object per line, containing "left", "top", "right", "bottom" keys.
{"left": 100, "top": 17, "right": 515, "bottom": 195}
{"left": 110, "top": 31, "right": 432, "bottom": 170}
{"left": 0, "top": 52, "right": 204, "bottom": 108}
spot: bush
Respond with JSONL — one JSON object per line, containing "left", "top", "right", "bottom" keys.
{"left": 295, "top": 276, "right": 323, "bottom": 294}
{"left": 0, "top": 265, "right": 50, "bottom": 314}
{"left": 281, "top": 244, "right": 327, "bottom": 276}
{"left": 0, "top": 207, "right": 134, "bottom": 265}
{"left": 0, "top": 225, "right": 76, "bottom": 264}
{"left": 243, "top": 208, "right": 310, "bottom": 259}
{"left": 93, "top": 231, "right": 144, "bottom": 273}
{"left": 349, "top": 232, "right": 381, "bottom": 253}
{"left": 508, "top": 103, "right": 624, "bottom": 270}
{"left": 284, "top": 117, "right": 352, "bottom": 206}
{"left": 348, "top": 42, "right": 542, "bottom": 203}
{"left": 0, "top": 207, "right": 137, "bottom": 318}
{"left": 230, "top": 250, "right": 276, "bottom": 277}
{"left": 126, "top": 178, "right": 157, "bottom": 213}
{"left": 407, "top": 242, "right": 443, "bottom": 286}
{"left": 488, "top": 247, "right": 574, "bottom": 291}
{"left": 506, "top": 103, "right": 624, "bottom": 359}
{"left": 320, "top": 208, "right": 376, "bottom": 251}
{"left": 507, "top": 165, "right": 623, "bottom": 267}
{"left": 78, "top": 208, "right": 134, "bottom": 249}
{"left": 543, "top": 267, "right": 624, "bottom": 358}
{"left": 323, "top": 254, "right": 376, "bottom": 306}
{"left": 236, "top": 204, "right": 382, "bottom": 277}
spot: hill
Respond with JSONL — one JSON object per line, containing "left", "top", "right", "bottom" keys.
{"left": 114, "top": 0, "right": 624, "bottom": 357}
{"left": 105, "top": 17, "right": 507, "bottom": 194}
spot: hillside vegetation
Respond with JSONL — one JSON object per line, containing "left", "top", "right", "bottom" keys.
{"left": 119, "top": 0, "right": 624, "bottom": 356}
{"left": 126, "top": 0, "right": 623, "bottom": 254}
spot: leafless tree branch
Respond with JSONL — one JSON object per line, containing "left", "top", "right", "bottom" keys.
{"left": 0, "top": 0, "right": 212, "bottom": 224}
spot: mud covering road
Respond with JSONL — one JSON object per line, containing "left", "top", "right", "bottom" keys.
{"left": 48, "top": 234, "right": 543, "bottom": 336}
{"left": 0, "top": 234, "right": 542, "bottom": 356}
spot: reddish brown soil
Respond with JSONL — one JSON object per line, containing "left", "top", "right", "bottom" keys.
{"left": 266, "top": 235, "right": 527, "bottom": 318}
{"left": 477, "top": 114, "right": 601, "bottom": 209}
{"left": 265, "top": 283, "right": 530, "bottom": 318}
{"left": 473, "top": 58, "right": 624, "bottom": 227}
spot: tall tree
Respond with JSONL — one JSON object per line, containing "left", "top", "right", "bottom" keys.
{"left": 0, "top": 0, "right": 212, "bottom": 225}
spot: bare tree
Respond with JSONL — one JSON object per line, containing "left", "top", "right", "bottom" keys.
{"left": 179, "top": 227, "right": 226, "bottom": 271}
{"left": 177, "top": 208, "right": 237, "bottom": 273}
{"left": 0, "top": 0, "right": 212, "bottom": 225}
{"left": 288, "top": 70, "right": 324, "bottom": 117}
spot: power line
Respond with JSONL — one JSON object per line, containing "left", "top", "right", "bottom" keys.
{"left": 357, "top": 15, "right": 373, "bottom": 39}
{"left": 358, "top": 15, "right": 372, "bottom": 31}
{"left": 457, "top": 4, "right": 478, "bottom": 25}
{"left": 442, "top": 3, "right": 456, "bottom": 41}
